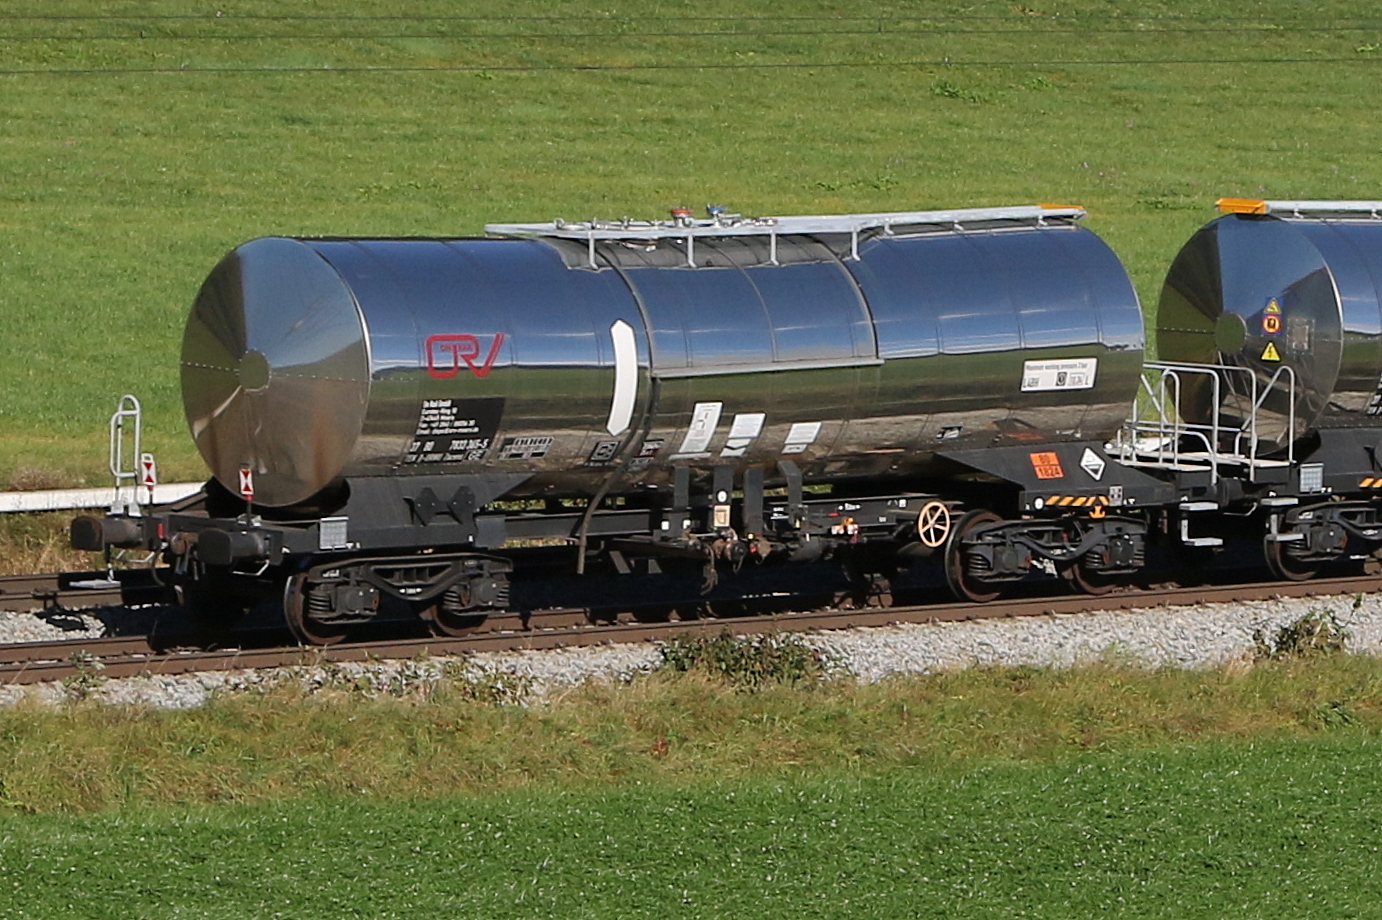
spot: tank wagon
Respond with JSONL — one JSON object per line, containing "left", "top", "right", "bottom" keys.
{"left": 71, "top": 199, "right": 1382, "bottom": 642}
{"left": 1148, "top": 197, "right": 1382, "bottom": 580}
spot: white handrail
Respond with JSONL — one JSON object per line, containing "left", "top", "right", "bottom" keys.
{"left": 1117, "top": 360, "right": 1297, "bottom": 484}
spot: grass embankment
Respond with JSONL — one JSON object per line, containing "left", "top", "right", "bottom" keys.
{"left": 4, "top": 653, "right": 1382, "bottom": 917}
{"left": 3, "top": 644, "right": 1380, "bottom": 813}
{"left": 3, "top": 1, "right": 1382, "bottom": 483}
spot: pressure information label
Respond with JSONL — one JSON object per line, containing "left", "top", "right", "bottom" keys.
{"left": 406, "top": 397, "right": 505, "bottom": 464}
{"left": 783, "top": 421, "right": 822, "bottom": 455}
{"left": 1020, "top": 358, "right": 1098, "bottom": 392}
{"left": 720, "top": 413, "right": 766, "bottom": 459}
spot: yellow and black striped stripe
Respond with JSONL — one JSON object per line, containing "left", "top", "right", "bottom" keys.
{"left": 1045, "top": 494, "right": 1112, "bottom": 508}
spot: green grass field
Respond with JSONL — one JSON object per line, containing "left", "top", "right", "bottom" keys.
{"left": 1, "top": 632, "right": 1380, "bottom": 914}
{"left": 2, "top": 1, "right": 1381, "bottom": 484}
{"left": 4, "top": 734, "right": 1382, "bottom": 918}
{"left": 5, "top": 6, "right": 1382, "bottom": 913}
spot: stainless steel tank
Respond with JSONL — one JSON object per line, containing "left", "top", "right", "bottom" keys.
{"left": 183, "top": 206, "right": 1145, "bottom": 507}
{"left": 1158, "top": 201, "right": 1382, "bottom": 447}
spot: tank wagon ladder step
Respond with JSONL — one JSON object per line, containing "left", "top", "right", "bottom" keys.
{"left": 1177, "top": 500, "right": 1225, "bottom": 548}
{"left": 1264, "top": 503, "right": 1308, "bottom": 544}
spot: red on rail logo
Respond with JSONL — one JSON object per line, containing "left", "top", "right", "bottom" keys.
{"left": 426, "top": 333, "right": 505, "bottom": 380}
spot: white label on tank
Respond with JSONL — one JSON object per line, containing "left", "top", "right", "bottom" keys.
{"left": 720, "top": 412, "right": 766, "bottom": 458}
{"left": 606, "top": 320, "right": 638, "bottom": 436}
{"left": 728, "top": 412, "right": 765, "bottom": 440}
{"left": 1021, "top": 358, "right": 1098, "bottom": 392}
{"left": 678, "top": 402, "right": 723, "bottom": 454}
{"left": 783, "top": 421, "right": 822, "bottom": 455}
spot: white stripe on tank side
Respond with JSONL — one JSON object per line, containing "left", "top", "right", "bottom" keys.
{"left": 606, "top": 319, "right": 638, "bottom": 436}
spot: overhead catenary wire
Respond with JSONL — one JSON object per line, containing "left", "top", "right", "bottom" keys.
{"left": 0, "top": 10, "right": 1379, "bottom": 39}
{"left": 0, "top": 12, "right": 1376, "bottom": 22}
{"left": 1, "top": 24, "right": 1380, "bottom": 42}
{"left": 0, "top": 56, "right": 1377, "bottom": 77}
{"left": 0, "top": 12, "right": 1374, "bottom": 77}
{"left": 0, "top": 23, "right": 1380, "bottom": 40}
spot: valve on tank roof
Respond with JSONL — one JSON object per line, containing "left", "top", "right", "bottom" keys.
{"left": 706, "top": 205, "right": 741, "bottom": 226}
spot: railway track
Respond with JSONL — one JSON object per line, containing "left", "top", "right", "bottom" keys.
{"left": 2, "top": 572, "right": 1378, "bottom": 687}
{"left": 0, "top": 569, "right": 166, "bottom": 613}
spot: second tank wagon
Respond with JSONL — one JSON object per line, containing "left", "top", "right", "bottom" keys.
{"left": 1158, "top": 199, "right": 1382, "bottom": 450}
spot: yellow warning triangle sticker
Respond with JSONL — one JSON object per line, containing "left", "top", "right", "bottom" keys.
{"left": 1262, "top": 341, "right": 1281, "bottom": 361}
{"left": 1265, "top": 299, "right": 1281, "bottom": 315}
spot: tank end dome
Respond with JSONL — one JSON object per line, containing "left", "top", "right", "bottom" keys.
{"left": 181, "top": 237, "right": 370, "bottom": 507}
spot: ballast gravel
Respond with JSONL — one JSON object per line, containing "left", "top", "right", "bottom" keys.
{"left": 0, "top": 604, "right": 167, "bottom": 645}
{"left": 3, "top": 591, "right": 1382, "bottom": 709}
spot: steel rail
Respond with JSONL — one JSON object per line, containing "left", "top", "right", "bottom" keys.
{"left": 0, "top": 570, "right": 166, "bottom": 613}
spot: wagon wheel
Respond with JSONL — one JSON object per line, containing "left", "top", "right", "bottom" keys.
{"left": 1264, "top": 534, "right": 1319, "bottom": 582}
{"left": 1063, "top": 558, "right": 1117, "bottom": 596}
{"left": 944, "top": 510, "right": 1002, "bottom": 603}
{"left": 420, "top": 584, "right": 488, "bottom": 638}
{"left": 283, "top": 572, "right": 349, "bottom": 646}
{"left": 916, "top": 500, "right": 953, "bottom": 549}
{"left": 423, "top": 610, "right": 488, "bottom": 637}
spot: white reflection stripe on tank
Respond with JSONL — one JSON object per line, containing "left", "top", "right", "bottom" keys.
{"left": 606, "top": 319, "right": 638, "bottom": 436}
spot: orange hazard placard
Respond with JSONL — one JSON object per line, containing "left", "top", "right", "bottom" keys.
{"left": 1030, "top": 451, "right": 1065, "bottom": 480}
